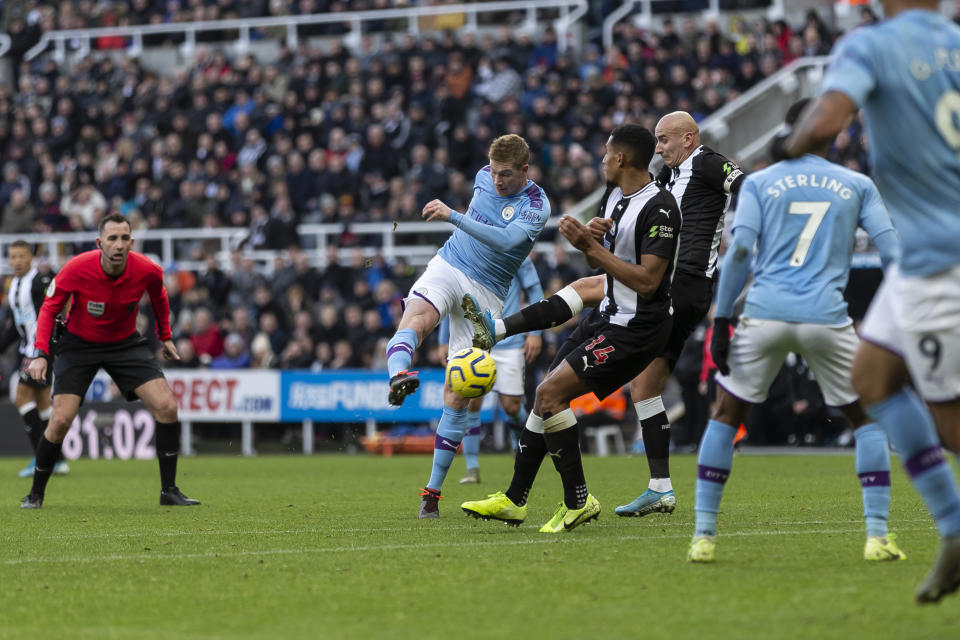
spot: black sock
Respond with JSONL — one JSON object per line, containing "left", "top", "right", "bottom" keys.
{"left": 22, "top": 407, "right": 43, "bottom": 451}
{"left": 543, "top": 427, "right": 587, "bottom": 509}
{"left": 641, "top": 410, "right": 671, "bottom": 480}
{"left": 31, "top": 436, "right": 62, "bottom": 497}
{"left": 503, "top": 294, "right": 576, "bottom": 339}
{"left": 156, "top": 421, "right": 181, "bottom": 490}
{"left": 505, "top": 428, "right": 548, "bottom": 507}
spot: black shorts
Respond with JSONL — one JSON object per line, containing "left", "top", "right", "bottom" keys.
{"left": 662, "top": 270, "right": 715, "bottom": 368}
{"left": 53, "top": 331, "right": 165, "bottom": 401}
{"left": 552, "top": 308, "right": 672, "bottom": 400}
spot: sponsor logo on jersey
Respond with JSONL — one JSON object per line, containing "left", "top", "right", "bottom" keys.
{"left": 650, "top": 225, "right": 674, "bottom": 239}
{"left": 87, "top": 301, "right": 105, "bottom": 317}
{"left": 501, "top": 205, "right": 515, "bottom": 220}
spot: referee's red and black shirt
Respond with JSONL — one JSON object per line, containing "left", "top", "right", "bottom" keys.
{"left": 34, "top": 250, "right": 173, "bottom": 352}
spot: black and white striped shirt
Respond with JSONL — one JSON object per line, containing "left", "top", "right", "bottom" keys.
{"left": 597, "top": 180, "right": 682, "bottom": 327}
{"left": 660, "top": 145, "right": 744, "bottom": 279}
{"left": 5, "top": 267, "right": 53, "bottom": 357}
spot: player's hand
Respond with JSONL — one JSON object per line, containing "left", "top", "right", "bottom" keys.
{"left": 422, "top": 199, "right": 452, "bottom": 222}
{"left": 710, "top": 318, "right": 732, "bottom": 376}
{"left": 585, "top": 217, "right": 613, "bottom": 243}
{"left": 161, "top": 339, "right": 181, "bottom": 361}
{"left": 523, "top": 334, "right": 542, "bottom": 363}
{"left": 26, "top": 357, "right": 47, "bottom": 383}
{"left": 558, "top": 215, "right": 597, "bottom": 253}
{"left": 437, "top": 344, "right": 449, "bottom": 362}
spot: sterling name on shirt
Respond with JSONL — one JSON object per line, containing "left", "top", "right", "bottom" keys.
{"left": 765, "top": 174, "right": 854, "bottom": 200}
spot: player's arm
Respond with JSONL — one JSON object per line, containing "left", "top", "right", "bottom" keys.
{"left": 858, "top": 182, "right": 900, "bottom": 271}
{"left": 423, "top": 198, "right": 550, "bottom": 250}
{"left": 517, "top": 258, "right": 544, "bottom": 362}
{"left": 33, "top": 272, "right": 72, "bottom": 358}
{"left": 714, "top": 181, "right": 762, "bottom": 320}
{"left": 702, "top": 153, "right": 746, "bottom": 196}
{"left": 784, "top": 32, "right": 873, "bottom": 158}
{"left": 559, "top": 212, "right": 671, "bottom": 299}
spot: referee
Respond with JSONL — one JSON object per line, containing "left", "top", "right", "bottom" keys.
{"left": 21, "top": 213, "right": 199, "bottom": 509}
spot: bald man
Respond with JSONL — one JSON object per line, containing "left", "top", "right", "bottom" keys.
{"left": 466, "top": 114, "right": 745, "bottom": 517}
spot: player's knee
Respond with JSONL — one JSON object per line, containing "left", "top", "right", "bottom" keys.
{"left": 45, "top": 416, "right": 72, "bottom": 442}
{"left": 571, "top": 276, "right": 603, "bottom": 306}
{"left": 443, "top": 385, "right": 469, "bottom": 409}
{"left": 534, "top": 379, "right": 564, "bottom": 417}
{"left": 500, "top": 395, "right": 521, "bottom": 416}
{"left": 154, "top": 398, "right": 179, "bottom": 423}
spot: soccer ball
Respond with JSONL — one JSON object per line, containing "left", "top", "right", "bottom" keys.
{"left": 446, "top": 347, "right": 497, "bottom": 398}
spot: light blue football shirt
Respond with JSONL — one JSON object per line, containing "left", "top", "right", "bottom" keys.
{"left": 438, "top": 167, "right": 550, "bottom": 299}
{"left": 820, "top": 9, "right": 960, "bottom": 277}
{"left": 438, "top": 256, "right": 544, "bottom": 351}
{"left": 731, "top": 155, "right": 896, "bottom": 325}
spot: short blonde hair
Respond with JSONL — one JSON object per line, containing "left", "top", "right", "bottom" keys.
{"left": 488, "top": 134, "right": 530, "bottom": 170}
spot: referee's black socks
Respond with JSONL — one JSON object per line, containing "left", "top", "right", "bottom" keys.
{"left": 156, "top": 421, "right": 181, "bottom": 490}
{"left": 30, "top": 436, "right": 62, "bottom": 497}
{"left": 502, "top": 286, "right": 584, "bottom": 339}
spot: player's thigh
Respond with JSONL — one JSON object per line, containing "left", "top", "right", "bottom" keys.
{"left": 133, "top": 377, "right": 179, "bottom": 420}
{"left": 661, "top": 271, "right": 713, "bottom": 368}
{"left": 403, "top": 256, "right": 461, "bottom": 325}
{"left": 887, "top": 264, "right": 960, "bottom": 402}
{"left": 927, "top": 400, "right": 960, "bottom": 452}
{"left": 52, "top": 352, "right": 101, "bottom": 401}
{"left": 563, "top": 317, "right": 671, "bottom": 401}
{"left": 447, "top": 269, "right": 504, "bottom": 353}
{"left": 571, "top": 275, "right": 605, "bottom": 306}
{"left": 796, "top": 322, "right": 859, "bottom": 407}
{"left": 492, "top": 347, "right": 524, "bottom": 397}
{"left": 714, "top": 318, "right": 792, "bottom": 404}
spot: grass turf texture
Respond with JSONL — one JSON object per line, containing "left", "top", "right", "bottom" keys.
{"left": 1, "top": 453, "right": 957, "bottom": 640}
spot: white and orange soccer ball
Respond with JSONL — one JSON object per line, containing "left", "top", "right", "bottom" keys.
{"left": 445, "top": 347, "right": 497, "bottom": 398}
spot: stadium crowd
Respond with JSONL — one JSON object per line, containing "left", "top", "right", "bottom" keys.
{"left": 0, "top": 4, "right": 882, "bottom": 446}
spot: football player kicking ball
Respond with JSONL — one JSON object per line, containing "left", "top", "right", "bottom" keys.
{"left": 379, "top": 134, "right": 551, "bottom": 518}
{"left": 437, "top": 258, "right": 544, "bottom": 484}
{"left": 688, "top": 99, "right": 903, "bottom": 564}
{"left": 21, "top": 214, "right": 198, "bottom": 509}
{"left": 462, "top": 124, "right": 681, "bottom": 532}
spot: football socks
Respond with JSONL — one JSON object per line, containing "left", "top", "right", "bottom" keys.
{"left": 636, "top": 397, "right": 671, "bottom": 482}
{"left": 694, "top": 420, "right": 737, "bottom": 537}
{"left": 854, "top": 422, "right": 892, "bottom": 538}
{"left": 386, "top": 328, "right": 419, "bottom": 378}
{"left": 426, "top": 405, "right": 467, "bottom": 491}
{"left": 156, "top": 421, "right": 181, "bottom": 490}
{"left": 462, "top": 410, "right": 482, "bottom": 471}
{"left": 866, "top": 388, "right": 960, "bottom": 538}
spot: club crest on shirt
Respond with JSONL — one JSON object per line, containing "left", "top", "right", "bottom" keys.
{"left": 500, "top": 205, "right": 515, "bottom": 221}
{"left": 87, "top": 301, "right": 105, "bottom": 317}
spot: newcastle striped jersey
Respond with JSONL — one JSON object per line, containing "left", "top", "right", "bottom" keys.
{"left": 3, "top": 266, "right": 54, "bottom": 357}
{"left": 659, "top": 145, "right": 744, "bottom": 278}
{"left": 597, "top": 179, "right": 682, "bottom": 327}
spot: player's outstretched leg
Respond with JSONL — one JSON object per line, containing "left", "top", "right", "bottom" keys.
{"left": 689, "top": 419, "right": 737, "bottom": 563}
{"left": 461, "top": 491, "right": 527, "bottom": 526}
{"left": 854, "top": 422, "right": 906, "bottom": 560}
{"left": 386, "top": 328, "right": 421, "bottom": 406}
{"left": 916, "top": 535, "right": 960, "bottom": 604}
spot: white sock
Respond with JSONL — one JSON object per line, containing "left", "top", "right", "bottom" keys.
{"left": 494, "top": 319, "right": 506, "bottom": 341}
{"left": 649, "top": 478, "right": 673, "bottom": 493}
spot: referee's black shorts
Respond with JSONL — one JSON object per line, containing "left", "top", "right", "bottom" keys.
{"left": 53, "top": 331, "right": 165, "bottom": 401}
{"left": 551, "top": 308, "right": 672, "bottom": 400}
{"left": 662, "top": 270, "right": 715, "bottom": 369}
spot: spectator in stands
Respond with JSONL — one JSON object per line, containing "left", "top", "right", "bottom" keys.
{"left": 211, "top": 333, "right": 252, "bottom": 369}
{"left": 190, "top": 307, "right": 225, "bottom": 361}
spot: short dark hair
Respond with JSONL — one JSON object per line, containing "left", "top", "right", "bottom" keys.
{"left": 785, "top": 98, "right": 812, "bottom": 127}
{"left": 609, "top": 124, "right": 656, "bottom": 170}
{"left": 9, "top": 239, "right": 33, "bottom": 254}
{"left": 98, "top": 212, "right": 131, "bottom": 235}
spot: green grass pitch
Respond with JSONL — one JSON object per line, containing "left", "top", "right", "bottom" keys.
{"left": 1, "top": 452, "right": 957, "bottom": 639}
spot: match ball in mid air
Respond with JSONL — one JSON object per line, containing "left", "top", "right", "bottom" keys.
{"left": 445, "top": 348, "right": 497, "bottom": 398}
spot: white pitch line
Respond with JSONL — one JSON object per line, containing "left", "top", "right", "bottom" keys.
{"left": 7, "top": 517, "right": 936, "bottom": 542}
{"left": 2, "top": 525, "right": 937, "bottom": 566}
